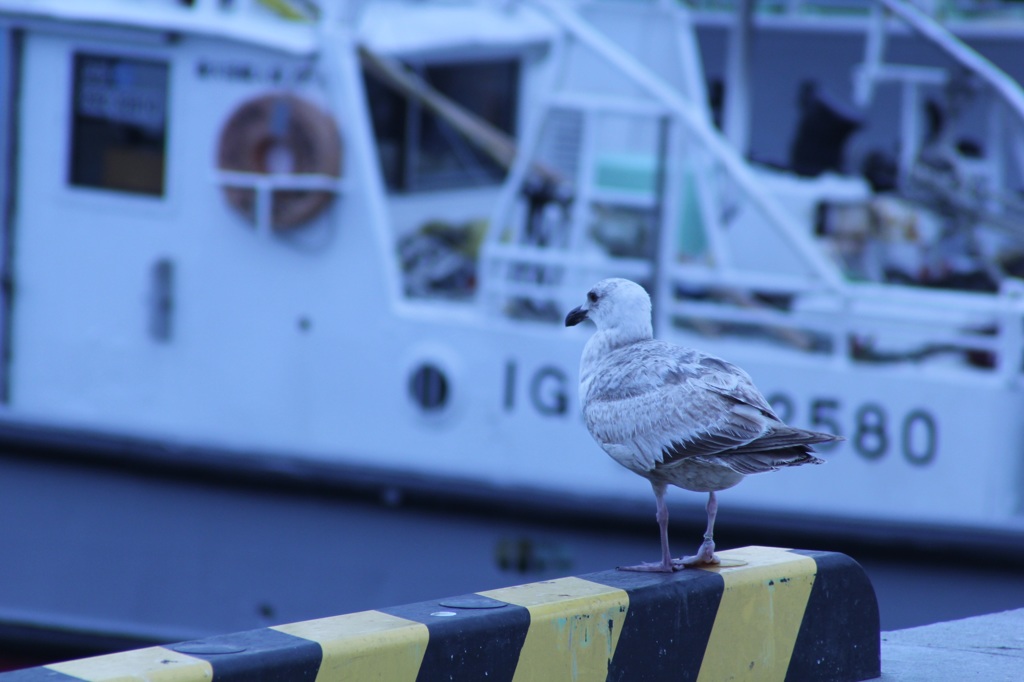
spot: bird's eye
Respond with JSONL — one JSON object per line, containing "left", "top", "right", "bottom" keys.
{"left": 587, "top": 291, "right": 598, "bottom": 303}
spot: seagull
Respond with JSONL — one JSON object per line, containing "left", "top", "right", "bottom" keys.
{"left": 565, "top": 278, "right": 839, "bottom": 571}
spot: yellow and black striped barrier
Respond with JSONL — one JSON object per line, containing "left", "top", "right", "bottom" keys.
{"left": 2, "top": 546, "right": 879, "bottom": 681}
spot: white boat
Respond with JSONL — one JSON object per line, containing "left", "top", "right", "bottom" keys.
{"left": 2, "top": 0, "right": 1024, "bottom": 552}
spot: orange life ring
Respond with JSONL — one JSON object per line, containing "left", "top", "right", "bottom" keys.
{"left": 217, "top": 93, "right": 342, "bottom": 230}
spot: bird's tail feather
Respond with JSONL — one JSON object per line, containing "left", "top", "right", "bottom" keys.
{"left": 725, "top": 425, "right": 842, "bottom": 457}
{"left": 709, "top": 447, "right": 826, "bottom": 475}
{"left": 704, "top": 426, "right": 838, "bottom": 475}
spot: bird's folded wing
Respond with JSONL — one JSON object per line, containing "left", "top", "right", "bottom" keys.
{"left": 693, "top": 354, "right": 778, "bottom": 417}
{"left": 584, "top": 367, "right": 768, "bottom": 472}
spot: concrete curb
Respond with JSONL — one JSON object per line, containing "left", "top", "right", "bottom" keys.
{"left": 1, "top": 546, "right": 880, "bottom": 681}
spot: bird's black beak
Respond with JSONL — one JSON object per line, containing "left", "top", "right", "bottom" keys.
{"left": 565, "top": 306, "right": 588, "bottom": 327}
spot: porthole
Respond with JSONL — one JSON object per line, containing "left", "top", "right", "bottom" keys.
{"left": 409, "top": 363, "right": 449, "bottom": 412}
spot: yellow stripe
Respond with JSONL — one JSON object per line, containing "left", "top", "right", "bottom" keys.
{"left": 273, "top": 610, "right": 428, "bottom": 682}
{"left": 46, "top": 645, "right": 213, "bottom": 681}
{"left": 480, "top": 576, "right": 629, "bottom": 682}
{"left": 696, "top": 546, "right": 816, "bottom": 682}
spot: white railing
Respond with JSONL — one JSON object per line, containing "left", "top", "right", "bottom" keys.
{"left": 478, "top": 0, "right": 1024, "bottom": 378}
{"left": 665, "top": 277, "right": 1024, "bottom": 376}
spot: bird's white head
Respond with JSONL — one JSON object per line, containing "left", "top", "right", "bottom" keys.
{"left": 565, "top": 278, "right": 653, "bottom": 342}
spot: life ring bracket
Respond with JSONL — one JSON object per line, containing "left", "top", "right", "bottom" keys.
{"left": 216, "top": 93, "right": 343, "bottom": 232}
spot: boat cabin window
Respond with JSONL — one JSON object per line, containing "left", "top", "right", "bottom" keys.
{"left": 366, "top": 58, "right": 518, "bottom": 192}
{"left": 68, "top": 53, "right": 169, "bottom": 197}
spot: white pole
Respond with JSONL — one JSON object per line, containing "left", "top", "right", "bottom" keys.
{"left": 722, "top": 0, "right": 754, "bottom": 157}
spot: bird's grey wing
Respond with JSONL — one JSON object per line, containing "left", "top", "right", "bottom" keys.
{"left": 683, "top": 353, "right": 837, "bottom": 469}
{"left": 584, "top": 343, "right": 835, "bottom": 475}
{"left": 691, "top": 354, "right": 778, "bottom": 417}
{"left": 659, "top": 353, "right": 837, "bottom": 472}
{"left": 582, "top": 343, "right": 766, "bottom": 471}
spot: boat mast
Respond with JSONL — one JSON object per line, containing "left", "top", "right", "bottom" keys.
{"left": 722, "top": 0, "right": 755, "bottom": 158}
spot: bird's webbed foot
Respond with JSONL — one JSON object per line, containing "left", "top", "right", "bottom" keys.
{"left": 677, "top": 536, "right": 719, "bottom": 567}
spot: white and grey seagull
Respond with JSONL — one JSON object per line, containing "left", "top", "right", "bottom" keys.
{"left": 565, "top": 278, "right": 839, "bottom": 571}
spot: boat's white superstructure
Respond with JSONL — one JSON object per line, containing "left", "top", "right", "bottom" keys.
{"left": 2, "top": 0, "right": 1024, "bottom": 539}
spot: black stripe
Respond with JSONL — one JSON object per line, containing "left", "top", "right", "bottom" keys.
{"left": 785, "top": 550, "right": 880, "bottom": 682}
{"left": 588, "top": 568, "right": 726, "bottom": 682}
{"left": 380, "top": 593, "right": 530, "bottom": 682}
{"left": 168, "top": 627, "right": 321, "bottom": 681}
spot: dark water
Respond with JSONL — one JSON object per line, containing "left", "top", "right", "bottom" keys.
{"left": 2, "top": 449, "right": 1023, "bottom": 673}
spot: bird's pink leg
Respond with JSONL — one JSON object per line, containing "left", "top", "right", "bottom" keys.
{"left": 678, "top": 491, "right": 720, "bottom": 567}
{"left": 618, "top": 482, "right": 676, "bottom": 572}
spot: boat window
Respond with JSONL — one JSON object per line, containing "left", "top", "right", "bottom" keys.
{"left": 68, "top": 53, "right": 169, "bottom": 197}
{"left": 366, "top": 58, "right": 518, "bottom": 192}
